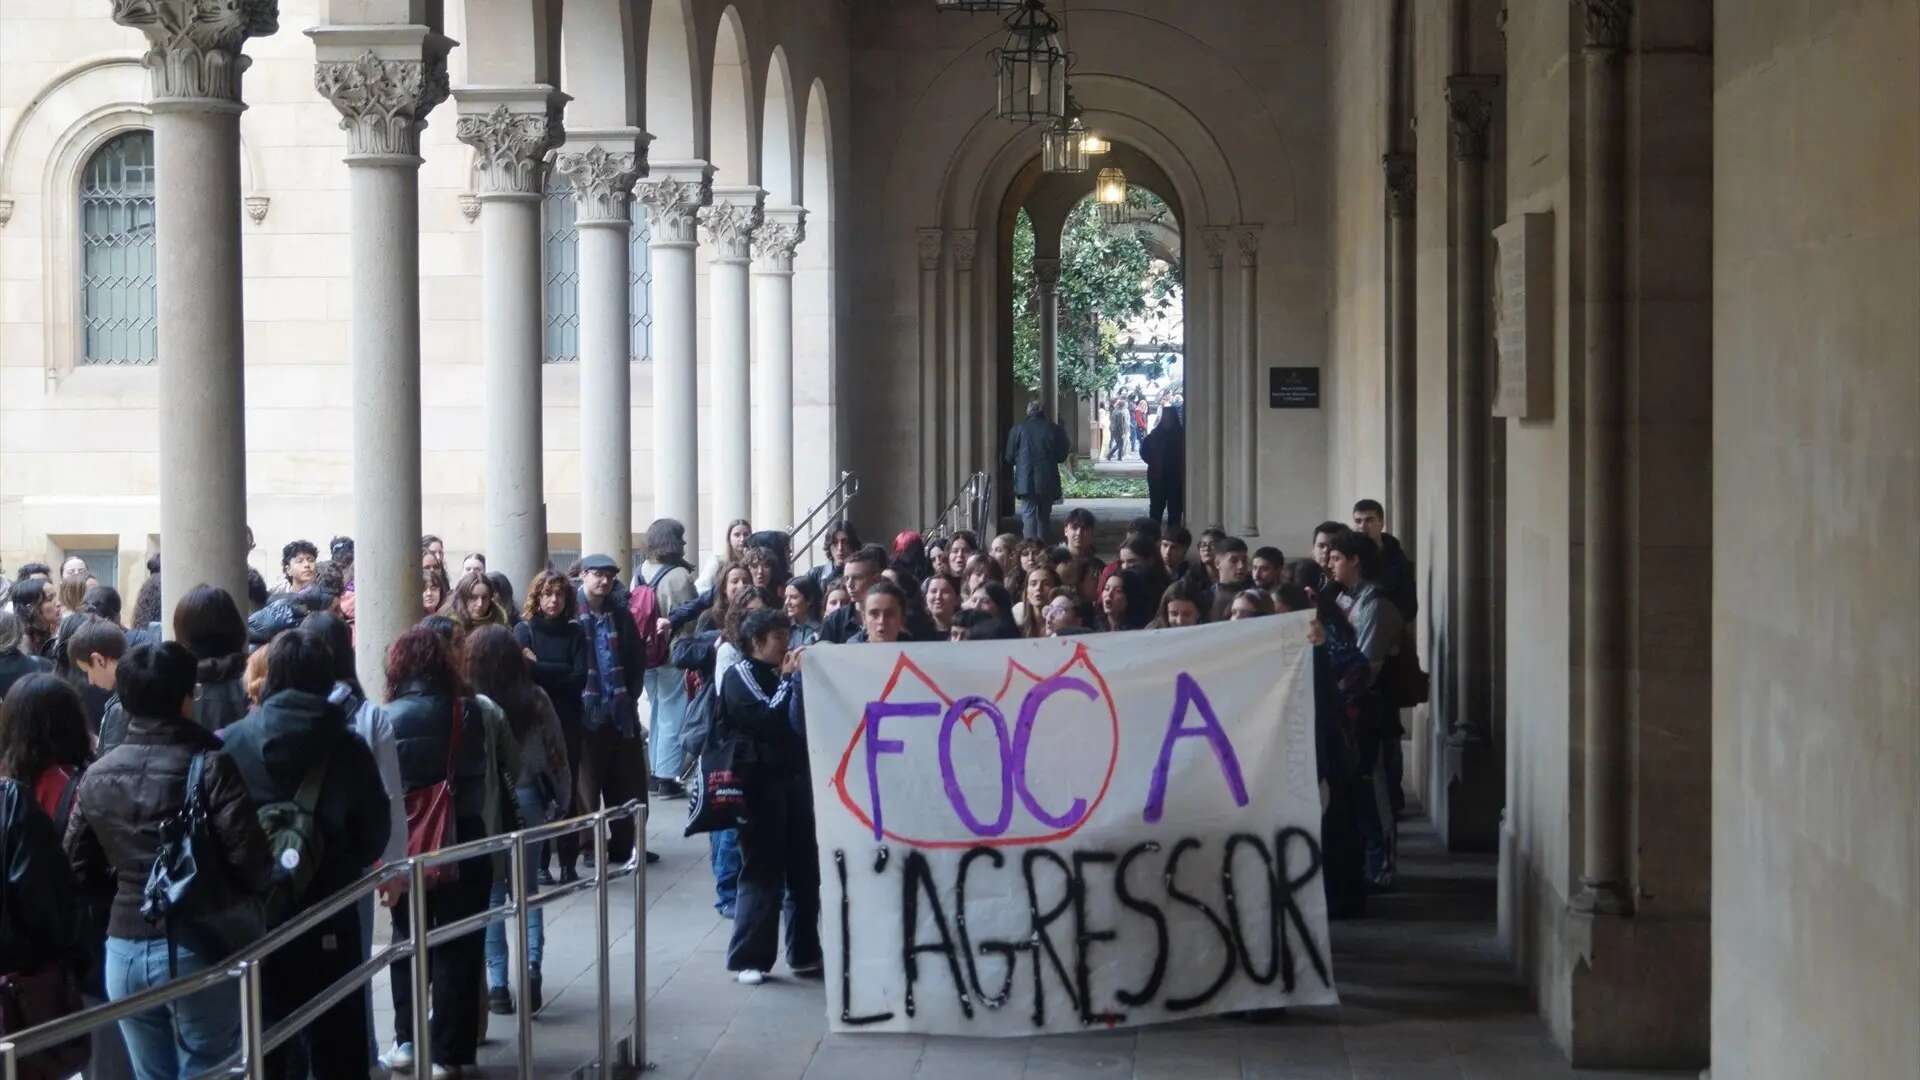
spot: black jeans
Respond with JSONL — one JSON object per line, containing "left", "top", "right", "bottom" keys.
{"left": 263, "top": 903, "right": 367, "bottom": 1080}
{"left": 577, "top": 723, "right": 646, "bottom": 861}
{"left": 389, "top": 854, "right": 493, "bottom": 1066}
{"left": 1148, "top": 482, "right": 1185, "bottom": 528}
{"left": 726, "top": 769, "right": 822, "bottom": 973}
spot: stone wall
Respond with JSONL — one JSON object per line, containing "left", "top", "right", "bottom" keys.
{"left": 1711, "top": 0, "right": 1920, "bottom": 1075}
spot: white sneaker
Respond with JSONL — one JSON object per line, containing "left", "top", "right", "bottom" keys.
{"left": 379, "top": 1042, "right": 414, "bottom": 1072}
{"left": 735, "top": 968, "right": 766, "bottom": 985}
{"left": 429, "top": 1065, "right": 460, "bottom": 1079}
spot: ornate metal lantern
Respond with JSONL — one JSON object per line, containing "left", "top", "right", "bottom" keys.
{"left": 1042, "top": 93, "right": 1090, "bottom": 173}
{"left": 1079, "top": 129, "right": 1111, "bottom": 156}
{"left": 934, "top": 0, "right": 1021, "bottom": 11}
{"left": 991, "top": 0, "right": 1068, "bottom": 125}
{"left": 1095, "top": 166, "right": 1128, "bottom": 223}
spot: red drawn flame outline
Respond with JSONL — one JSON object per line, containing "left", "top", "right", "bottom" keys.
{"left": 827, "top": 642, "right": 1121, "bottom": 849}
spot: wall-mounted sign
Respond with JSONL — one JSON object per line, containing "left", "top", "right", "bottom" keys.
{"left": 1269, "top": 366, "right": 1320, "bottom": 409}
{"left": 1492, "top": 211, "right": 1554, "bottom": 420}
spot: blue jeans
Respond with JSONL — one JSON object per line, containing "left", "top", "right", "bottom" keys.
{"left": 1019, "top": 496, "right": 1055, "bottom": 541}
{"left": 645, "top": 666, "right": 691, "bottom": 780}
{"left": 105, "top": 936, "right": 239, "bottom": 1080}
{"left": 710, "top": 827, "right": 741, "bottom": 913}
{"left": 486, "top": 784, "right": 549, "bottom": 988}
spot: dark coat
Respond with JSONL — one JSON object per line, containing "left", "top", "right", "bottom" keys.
{"left": 0, "top": 649, "right": 51, "bottom": 701}
{"left": 383, "top": 682, "right": 492, "bottom": 833}
{"left": 575, "top": 590, "right": 647, "bottom": 699}
{"left": 219, "top": 689, "right": 392, "bottom": 903}
{"left": 819, "top": 603, "right": 862, "bottom": 645}
{"left": 0, "top": 778, "right": 89, "bottom": 978}
{"left": 1140, "top": 412, "right": 1186, "bottom": 495}
{"left": 515, "top": 615, "right": 589, "bottom": 730}
{"left": 64, "top": 713, "right": 273, "bottom": 940}
{"left": 1004, "top": 412, "right": 1069, "bottom": 501}
{"left": 717, "top": 657, "right": 805, "bottom": 777}
{"left": 193, "top": 653, "right": 251, "bottom": 733}
{"left": 1377, "top": 534, "right": 1418, "bottom": 621}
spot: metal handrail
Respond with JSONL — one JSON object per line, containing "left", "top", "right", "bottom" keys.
{"left": 925, "top": 470, "right": 994, "bottom": 544}
{"left": 787, "top": 469, "right": 859, "bottom": 570}
{"left": 0, "top": 801, "right": 650, "bottom": 1080}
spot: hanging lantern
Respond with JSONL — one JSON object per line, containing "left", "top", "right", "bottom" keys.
{"left": 1096, "top": 166, "right": 1128, "bottom": 223}
{"left": 1043, "top": 91, "right": 1090, "bottom": 173}
{"left": 1079, "top": 129, "right": 1111, "bottom": 156}
{"left": 934, "top": 0, "right": 1021, "bottom": 11}
{"left": 991, "top": 0, "right": 1068, "bottom": 125}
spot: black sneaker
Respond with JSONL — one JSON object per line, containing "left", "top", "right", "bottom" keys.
{"left": 644, "top": 849, "right": 661, "bottom": 864}
{"left": 528, "top": 972, "right": 544, "bottom": 1015}
{"left": 656, "top": 778, "right": 687, "bottom": 799}
{"left": 536, "top": 868, "right": 556, "bottom": 887}
{"left": 645, "top": 776, "right": 663, "bottom": 796}
{"left": 487, "top": 987, "right": 514, "bottom": 1016}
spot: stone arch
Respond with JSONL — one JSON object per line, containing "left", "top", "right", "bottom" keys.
{"left": 644, "top": 0, "right": 704, "bottom": 161}
{"left": 463, "top": 0, "right": 558, "bottom": 87}
{"left": 707, "top": 4, "right": 757, "bottom": 185}
{"left": 795, "top": 75, "right": 838, "bottom": 502}
{"left": 759, "top": 45, "right": 798, "bottom": 205}
{"left": 555, "top": 0, "right": 636, "bottom": 129}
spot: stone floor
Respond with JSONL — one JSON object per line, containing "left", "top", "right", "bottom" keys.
{"left": 371, "top": 812, "right": 1684, "bottom": 1079}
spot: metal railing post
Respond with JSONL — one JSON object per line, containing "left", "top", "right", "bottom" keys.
{"left": 512, "top": 829, "right": 534, "bottom": 1078}
{"left": 237, "top": 958, "right": 267, "bottom": 1080}
{"left": 594, "top": 811, "right": 613, "bottom": 1079}
{"left": 409, "top": 859, "right": 433, "bottom": 1073}
{"left": 1, "top": 1041, "right": 18, "bottom": 1080}
{"left": 631, "top": 802, "right": 648, "bottom": 1070}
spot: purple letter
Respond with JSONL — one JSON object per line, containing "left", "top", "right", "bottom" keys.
{"left": 1012, "top": 676, "right": 1097, "bottom": 829}
{"left": 863, "top": 700, "right": 940, "bottom": 840}
{"left": 1142, "top": 674, "right": 1249, "bottom": 823}
{"left": 938, "top": 697, "right": 1015, "bottom": 836}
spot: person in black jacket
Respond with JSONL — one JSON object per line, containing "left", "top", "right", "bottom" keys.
{"left": 0, "top": 776, "right": 92, "bottom": 1078}
{"left": 515, "top": 569, "right": 590, "bottom": 881}
{"left": 220, "top": 631, "right": 390, "bottom": 1080}
{"left": 574, "top": 554, "right": 650, "bottom": 864}
{"left": 1004, "top": 400, "right": 1069, "bottom": 541}
{"left": 816, "top": 545, "right": 887, "bottom": 645}
{"left": 172, "top": 585, "right": 251, "bottom": 734}
{"left": 1139, "top": 403, "right": 1186, "bottom": 528}
{"left": 0, "top": 610, "right": 51, "bottom": 700}
{"left": 719, "top": 609, "right": 820, "bottom": 984}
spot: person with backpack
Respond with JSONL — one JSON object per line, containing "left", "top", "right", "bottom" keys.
{"left": 64, "top": 641, "right": 273, "bottom": 1080}
{"left": 634, "top": 520, "right": 698, "bottom": 800}
{"left": 218, "top": 631, "right": 391, "bottom": 1080}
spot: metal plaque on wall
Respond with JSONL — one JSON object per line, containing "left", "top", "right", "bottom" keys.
{"left": 1269, "top": 366, "right": 1319, "bottom": 409}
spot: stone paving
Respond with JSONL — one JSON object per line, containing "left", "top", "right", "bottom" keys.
{"left": 371, "top": 811, "right": 1684, "bottom": 1079}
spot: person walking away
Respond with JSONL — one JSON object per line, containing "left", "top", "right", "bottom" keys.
{"left": 515, "top": 571, "right": 589, "bottom": 880}
{"left": 719, "top": 610, "right": 820, "bottom": 984}
{"left": 378, "top": 627, "right": 520, "bottom": 1076}
{"left": 1005, "top": 401, "right": 1069, "bottom": 542}
{"left": 575, "top": 555, "right": 651, "bottom": 864}
{"left": 220, "top": 632, "right": 390, "bottom": 1080}
{"left": 170, "top": 585, "right": 252, "bottom": 736}
{"left": 467, "top": 627, "right": 570, "bottom": 1018}
{"left": 1139, "top": 404, "right": 1186, "bottom": 528}
{"left": 65, "top": 642, "right": 273, "bottom": 1080}
{"left": 1326, "top": 531, "right": 1404, "bottom": 889}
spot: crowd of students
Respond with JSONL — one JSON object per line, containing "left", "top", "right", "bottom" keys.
{"left": 0, "top": 490, "right": 1421, "bottom": 1075}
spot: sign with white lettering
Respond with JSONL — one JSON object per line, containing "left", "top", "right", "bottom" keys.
{"left": 801, "top": 616, "right": 1338, "bottom": 1036}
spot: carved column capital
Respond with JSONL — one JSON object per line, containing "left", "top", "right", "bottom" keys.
{"left": 1201, "top": 227, "right": 1229, "bottom": 270}
{"left": 311, "top": 38, "right": 453, "bottom": 159}
{"left": 553, "top": 132, "right": 647, "bottom": 224}
{"left": 454, "top": 89, "right": 566, "bottom": 198}
{"left": 1033, "top": 256, "right": 1062, "bottom": 287}
{"left": 1445, "top": 75, "right": 1500, "bottom": 162}
{"left": 1235, "top": 225, "right": 1263, "bottom": 268}
{"left": 635, "top": 162, "right": 713, "bottom": 246}
{"left": 1573, "top": 0, "right": 1632, "bottom": 52}
{"left": 700, "top": 187, "right": 765, "bottom": 263}
{"left": 112, "top": 0, "right": 278, "bottom": 105}
{"left": 916, "top": 228, "right": 943, "bottom": 272}
{"left": 952, "top": 229, "right": 979, "bottom": 272}
{"left": 1383, "top": 152, "right": 1416, "bottom": 218}
{"left": 751, "top": 205, "right": 807, "bottom": 273}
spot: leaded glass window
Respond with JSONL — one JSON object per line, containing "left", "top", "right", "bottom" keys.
{"left": 79, "top": 130, "right": 157, "bottom": 365}
{"left": 540, "top": 176, "right": 652, "bottom": 363}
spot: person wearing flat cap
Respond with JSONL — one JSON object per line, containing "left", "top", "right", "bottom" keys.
{"left": 573, "top": 554, "right": 655, "bottom": 864}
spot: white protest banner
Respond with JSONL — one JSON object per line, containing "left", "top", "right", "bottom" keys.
{"left": 799, "top": 613, "right": 1337, "bottom": 1036}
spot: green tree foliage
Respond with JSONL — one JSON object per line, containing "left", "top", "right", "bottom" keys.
{"left": 1012, "top": 188, "right": 1182, "bottom": 398}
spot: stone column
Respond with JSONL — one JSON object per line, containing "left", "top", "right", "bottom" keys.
{"left": 953, "top": 230, "right": 979, "bottom": 481}
{"left": 112, "top": 0, "right": 276, "bottom": 622}
{"left": 454, "top": 90, "right": 564, "bottom": 595}
{"left": 635, "top": 164, "right": 713, "bottom": 561}
{"left": 1574, "top": 0, "right": 1632, "bottom": 916}
{"left": 701, "top": 186, "right": 763, "bottom": 548}
{"left": 1202, "top": 228, "right": 1228, "bottom": 525}
{"left": 1235, "top": 227, "right": 1263, "bottom": 535}
{"left": 1447, "top": 76, "right": 1498, "bottom": 746}
{"left": 555, "top": 134, "right": 646, "bottom": 574}
{"left": 916, "top": 228, "right": 943, "bottom": 523}
{"left": 310, "top": 29, "right": 451, "bottom": 701}
{"left": 1384, "top": 151, "right": 1418, "bottom": 540}
{"left": 751, "top": 205, "right": 805, "bottom": 527}
{"left": 1034, "top": 256, "right": 1062, "bottom": 419}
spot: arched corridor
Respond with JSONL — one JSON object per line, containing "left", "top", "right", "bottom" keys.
{"left": 0, "top": 2, "right": 1912, "bottom": 1077}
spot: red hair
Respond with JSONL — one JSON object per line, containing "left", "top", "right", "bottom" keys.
{"left": 384, "top": 625, "right": 465, "bottom": 698}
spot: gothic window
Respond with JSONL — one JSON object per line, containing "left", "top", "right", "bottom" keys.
{"left": 540, "top": 176, "right": 652, "bottom": 363}
{"left": 79, "top": 130, "right": 157, "bottom": 365}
